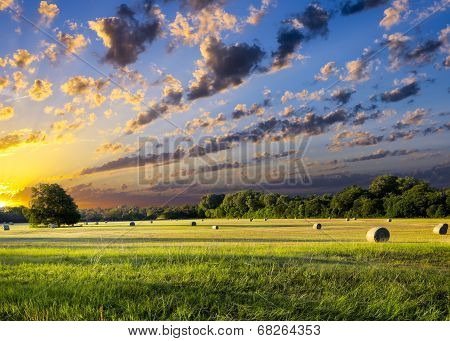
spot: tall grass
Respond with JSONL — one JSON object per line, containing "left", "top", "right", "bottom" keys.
{"left": 0, "top": 219, "right": 448, "bottom": 320}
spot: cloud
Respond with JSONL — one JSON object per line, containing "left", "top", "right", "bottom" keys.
{"left": 28, "top": 79, "right": 53, "bottom": 101}
{"left": 386, "top": 129, "right": 418, "bottom": 141}
{"left": 12, "top": 71, "right": 28, "bottom": 91}
{"left": 271, "top": 3, "right": 329, "bottom": 70}
{"left": 281, "top": 88, "right": 325, "bottom": 103}
{"left": 185, "top": 112, "right": 226, "bottom": 133}
{"left": 330, "top": 88, "right": 355, "bottom": 105}
{"left": 0, "top": 75, "right": 9, "bottom": 90}
{"left": 8, "top": 49, "right": 37, "bottom": 69}
{"left": 315, "top": 61, "right": 337, "bottom": 81}
{"left": 296, "top": 3, "right": 330, "bottom": 37}
{"left": 344, "top": 148, "right": 417, "bottom": 162}
{"left": 246, "top": 0, "right": 272, "bottom": 25}
{"left": 343, "top": 53, "right": 374, "bottom": 82}
{"left": 0, "top": 103, "right": 14, "bottom": 121}
{"left": 231, "top": 103, "right": 265, "bottom": 120}
{"left": 86, "top": 108, "right": 347, "bottom": 175}
{"left": 38, "top": 1, "right": 59, "bottom": 26}
{"left": 0, "top": 129, "right": 46, "bottom": 152}
{"left": 61, "top": 76, "right": 109, "bottom": 108}
{"left": 0, "top": 0, "right": 13, "bottom": 11}
{"left": 329, "top": 130, "right": 384, "bottom": 151}
{"left": 169, "top": 5, "right": 237, "bottom": 47}
{"left": 383, "top": 29, "right": 446, "bottom": 69}
{"left": 340, "top": 0, "right": 389, "bottom": 16}
{"left": 271, "top": 28, "right": 304, "bottom": 71}
{"left": 380, "top": 81, "right": 419, "bottom": 102}
{"left": 393, "top": 107, "right": 428, "bottom": 129}
{"left": 96, "top": 142, "right": 133, "bottom": 154}
{"left": 81, "top": 149, "right": 185, "bottom": 175}
{"left": 379, "top": 0, "right": 408, "bottom": 29}
{"left": 124, "top": 75, "right": 188, "bottom": 134}
{"left": 88, "top": 1, "right": 163, "bottom": 67}
{"left": 187, "top": 36, "right": 265, "bottom": 100}
{"left": 57, "top": 31, "right": 88, "bottom": 55}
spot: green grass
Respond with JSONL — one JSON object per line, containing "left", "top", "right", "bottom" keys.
{"left": 0, "top": 218, "right": 449, "bottom": 320}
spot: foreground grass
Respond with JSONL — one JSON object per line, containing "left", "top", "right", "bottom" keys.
{"left": 0, "top": 219, "right": 448, "bottom": 320}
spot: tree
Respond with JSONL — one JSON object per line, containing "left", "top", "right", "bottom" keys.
{"left": 28, "top": 184, "right": 80, "bottom": 226}
{"left": 369, "top": 175, "right": 399, "bottom": 198}
{"left": 330, "top": 185, "right": 366, "bottom": 216}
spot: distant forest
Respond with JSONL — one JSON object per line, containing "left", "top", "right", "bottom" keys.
{"left": 1, "top": 175, "right": 449, "bottom": 223}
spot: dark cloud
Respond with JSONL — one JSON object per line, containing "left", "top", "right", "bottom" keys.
{"left": 330, "top": 88, "right": 355, "bottom": 105}
{"left": 81, "top": 149, "right": 185, "bottom": 175}
{"left": 380, "top": 82, "right": 420, "bottom": 102}
{"left": 340, "top": 0, "right": 389, "bottom": 16}
{"left": 271, "top": 28, "right": 304, "bottom": 70}
{"left": 296, "top": 3, "right": 330, "bottom": 38}
{"left": 405, "top": 40, "right": 442, "bottom": 64}
{"left": 187, "top": 37, "right": 265, "bottom": 100}
{"left": 91, "top": 0, "right": 163, "bottom": 67}
{"left": 176, "top": 0, "right": 225, "bottom": 11}
{"left": 272, "top": 4, "right": 329, "bottom": 70}
{"left": 344, "top": 148, "right": 418, "bottom": 163}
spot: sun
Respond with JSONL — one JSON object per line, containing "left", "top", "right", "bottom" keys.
{"left": 0, "top": 201, "right": 6, "bottom": 208}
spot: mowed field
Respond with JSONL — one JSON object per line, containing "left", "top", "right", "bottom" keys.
{"left": 0, "top": 218, "right": 449, "bottom": 321}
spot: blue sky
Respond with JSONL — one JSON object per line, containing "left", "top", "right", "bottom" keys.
{"left": 0, "top": 0, "right": 449, "bottom": 207}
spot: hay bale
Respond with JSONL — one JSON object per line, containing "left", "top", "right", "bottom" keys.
{"left": 313, "top": 223, "right": 322, "bottom": 230}
{"left": 3, "top": 224, "right": 10, "bottom": 231}
{"left": 346, "top": 218, "right": 350, "bottom": 221}
{"left": 353, "top": 217, "right": 357, "bottom": 221}
{"left": 95, "top": 222, "right": 99, "bottom": 225}
{"left": 250, "top": 218, "right": 253, "bottom": 222}
{"left": 264, "top": 218, "right": 268, "bottom": 221}
{"left": 85, "top": 222, "right": 88, "bottom": 225}
{"left": 150, "top": 220, "right": 153, "bottom": 223}
{"left": 433, "top": 223, "right": 448, "bottom": 235}
{"left": 49, "top": 223, "right": 57, "bottom": 229}
{"left": 212, "top": 225, "right": 219, "bottom": 230}
{"left": 130, "top": 221, "right": 135, "bottom": 226}
{"left": 386, "top": 218, "right": 392, "bottom": 222}
{"left": 191, "top": 221, "right": 197, "bottom": 226}
{"left": 366, "top": 227, "right": 390, "bottom": 243}
{"left": 328, "top": 217, "right": 331, "bottom": 220}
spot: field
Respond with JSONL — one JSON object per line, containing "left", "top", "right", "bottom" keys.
{"left": 0, "top": 218, "right": 449, "bottom": 321}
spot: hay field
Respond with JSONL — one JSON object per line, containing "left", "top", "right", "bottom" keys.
{"left": 0, "top": 219, "right": 449, "bottom": 320}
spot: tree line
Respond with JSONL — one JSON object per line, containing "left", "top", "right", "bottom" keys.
{"left": 1, "top": 175, "right": 448, "bottom": 225}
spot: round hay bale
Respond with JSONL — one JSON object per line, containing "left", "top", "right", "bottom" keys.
{"left": 150, "top": 220, "right": 153, "bottom": 223}
{"left": 328, "top": 217, "right": 331, "bottom": 220}
{"left": 3, "top": 224, "right": 10, "bottom": 231}
{"left": 264, "top": 218, "right": 268, "bottom": 221}
{"left": 95, "top": 222, "right": 99, "bottom": 225}
{"left": 249, "top": 218, "right": 253, "bottom": 222}
{"left": 353, "top": 217, "right": 357, "bottom": 221}
{"left": 49, "top": 223, "right": 57, "bottom": 229}
{"left": 212, "top": 225, "right": 219, "bottom": 230}
{"left": 386, "top": 218, "right": 392, "bottom": 222}
{"left": 366, "top": 227, "right": 390, "bottom": 243}
{"left": 130, "top": 221, "right": 136, "bottom": 226}
{"left": 433, "top": 223, "right": 448, "bottom": 235}
{"left": 313, "top": 223, "right": 322, "bottom": 230}
{"left": 85, "top": 222, "right": 88, "bottom": 225}
{"left": 191, "top": 221, "right": 197, "bottom": 226}
{"left": 346, "top": 218, "right": 350, "bottom": 221}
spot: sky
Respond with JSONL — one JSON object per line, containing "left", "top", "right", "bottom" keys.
{"left": 0, "top": 0, "right": 449, "bottom": 208}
